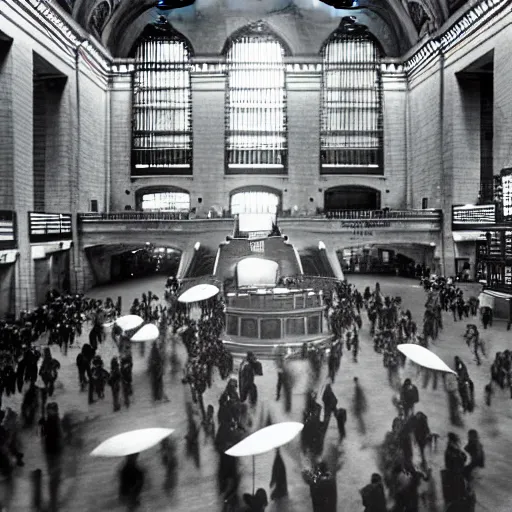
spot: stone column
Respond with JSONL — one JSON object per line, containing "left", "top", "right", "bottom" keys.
{"left": 286, "top": 69, "right": 321, "bottom": 212}
{"left": 190, "top": 69, "right": 227, "bottom": 211}
{"left": 10, "top": 42, "right": 36, "bottom": 312}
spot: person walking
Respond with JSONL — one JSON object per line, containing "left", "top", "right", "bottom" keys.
{"left": 400, "top": 379, "right": 419, "bottom": 418}
{"left": 269, "top": 448, "right": 288, "bottom": 500}
{"left": 119, "top": 453, "right": 145, "bottom": 510}
{"left": 352, "top": 377, "right": 368, "bottom": 435}
{"left": 322, "top": 382, "right": 338, "bottom": 426}
{"left": 39, "top": 402, "right": 64, "bottom": 512}
{"left": 108, "top": 357, "right": 122, "bottom": 412}
{"left": 120, "top": 354, "right": 133, "bottom": 409}
{"left": 360, "top": 473, "right": 387, "bottom": 512}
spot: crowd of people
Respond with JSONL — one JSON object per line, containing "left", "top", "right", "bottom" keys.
{"left": 0, "top": 268, "right": 501, "bottom": 512}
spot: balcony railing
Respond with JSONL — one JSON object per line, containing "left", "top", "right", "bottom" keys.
{"left": 325, "top": 209, "right": 441, "bottom": 220}
{"left": 29, "top": 212, "right": 72, "bottom": 243}
{"left": 0, "top": 211, "right": 17, "bottom": 250}
{"left": 79, "top": 211, "right": 190, "bottom": 222}
{"left": 78, "top": 209, "right": 441, "bottom": 223}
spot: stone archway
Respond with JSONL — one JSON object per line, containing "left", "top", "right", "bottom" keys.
{"left": 324, "top": 185, "right": 381, "bottom": 212}
{"left": 229, "top": 186, "right": 282, "bottom": 215}
{"left": 135, "top": 186, "right": 190, "bottom": 211}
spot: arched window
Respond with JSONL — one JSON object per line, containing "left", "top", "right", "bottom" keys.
{"left": 320, "top": 18, "right": 383, "bottom": 175}
{"left": 230, "top": 190, "right": 280, "bottom": 215}
{"left": 324, "top": 185, "right": 381, "bottom": 212}
{"left": 132, "top": 19, "right": 193, "bottom": 177}
{"left": 224, "top": 22, "right": 288, "bottom": 175}
{"left": 139, "top": 190, "right": 190, "bottom": 211}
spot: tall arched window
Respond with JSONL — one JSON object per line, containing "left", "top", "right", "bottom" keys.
{"left": 224, "top": 22, "right": 288, "bottom": 175}
{"left": 320, "top": 18, "right": 383, "bottom": 175}
{"left": 132, "top": 19, "right": 193, "bottom": 177}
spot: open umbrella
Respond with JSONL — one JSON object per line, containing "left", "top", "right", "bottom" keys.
{"left": 225, "top": 422, "right": 303, "bottom": 494}
{"left": 115, "top": 315, "right": 144, "bottom": 331}
{"left": 178, "top": 284, "right": 219, "bottom": 303}
{"left": 397, "top": 344, "right": 456, "bottom": 375}
{"left": 130, "top": 323, "right": 159, "bottom": 343}
{"left": 90, "top": 428, "right": 174, "bottom": 457}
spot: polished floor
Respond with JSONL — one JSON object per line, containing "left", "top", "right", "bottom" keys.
{"left": 3, "top": 275, "right": 511, "bottom": 512}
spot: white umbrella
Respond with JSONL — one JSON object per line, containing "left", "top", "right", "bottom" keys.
{"left": 225, "top": 422, "right": 303, "bottom": 493}
{"left": 397, "top": 344, "right": 457, "bottom": 375}
{"left": 90, "top": 428, "right": 174, "bottom": 457}
{"left": 115, "top": 315, "right": 144, "bottom": 331}
{"left": 178, "top": 284, "right": 219, "bottom": 303}
{"left": 226, "top": 422, "right": 303, "bottom": 457}
{"left": 130, "top": 323, "right": 159, "bottom": 343}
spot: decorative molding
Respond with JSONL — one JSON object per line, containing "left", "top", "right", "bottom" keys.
{"left": 286, "top": 63, "right": 323, "bottom": 73}
{"left": 190, "top": 61, "right": 226, "bottom": 74}
{"left": 381, "top": 62, "right": 406, "bottom": 74}
{"left": 9, "top": 0, "right": 512, "bottom": 83}
{"left": 405, "top": 0, "right": 511, "bottom": 75}
{"left": 8, "top": 0, "right": 111, "bottom": 77}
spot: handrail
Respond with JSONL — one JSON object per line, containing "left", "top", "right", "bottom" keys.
{"left": 324, "top": 209, "right": 441, "bottom": 219}
{"left": 79, "top": 211, "right": 191, "bottom": 221}
{"left": 78, "top": 209, "right": 442, "bottom": 222}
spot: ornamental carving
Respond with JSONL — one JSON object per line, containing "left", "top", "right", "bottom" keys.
{"left": 54, "top": 0, "right": 76, "bottom": 14}
{"left": 89, "top": 0, "right": 111, "bottom": 37}
{"left": 408, "top": 2, "right": 429, "bottom": 33}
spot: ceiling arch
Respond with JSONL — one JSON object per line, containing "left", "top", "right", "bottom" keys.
{"left": 54, "top": 0, "right": 469, "bottom": 58}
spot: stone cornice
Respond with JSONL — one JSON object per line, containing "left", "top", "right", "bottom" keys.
{"left": 6, "top": 0, "right": 112, "bottom": 79}
{"left": 12, "top": 0, "right": 511, "bottom": 83}
{"left": 404, "top": 0, "right": 511, "bottom": 76}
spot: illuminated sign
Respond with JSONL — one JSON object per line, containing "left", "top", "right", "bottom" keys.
{"left": 502, "top": 174, "right": 512, "bottom": 219}
{"left": 452, "top": 204, "right": 496, "bottom": 228}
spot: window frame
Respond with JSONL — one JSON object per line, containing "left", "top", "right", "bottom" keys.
{"left": 320, "top": 22, "right": 384, "bottom": 176}
{"left": 131, "top": 22, "right": 194, "bottom": 178}
{"left": 224, "top": 22, "right": 290, "bottom": 176}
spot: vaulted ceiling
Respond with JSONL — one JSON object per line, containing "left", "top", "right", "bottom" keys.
{"left": 52, "top": 0, "right": 470, "bottom": 58}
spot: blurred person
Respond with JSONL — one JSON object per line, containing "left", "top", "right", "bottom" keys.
{"left": 463, "top": 429, "right": 484, "bottom": 481}
{"left": 39, "top": 402, "right": 63, "bottom": 512}
{"left": 352, "top": 377, "right": 368, "bottom": 435}
{"left": 360, "top": 473, "right": 387, "bottom": 512}
{"left": 269, "top": 448, "right": 287, "bottom": 500}
{"left": 400, "top": 379, "right": 419, "bottom": 418}
{"left": 108, "top": 357, "right": 122, "bottom": 412}
{"left": 119, "top": 453, "right": 145, "bottom": 510}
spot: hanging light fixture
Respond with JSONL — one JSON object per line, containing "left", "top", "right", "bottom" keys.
{"left": 320, "top": 0, "right": 360, "bottom": 7}
{"left": 155, "top": 0, "right": 195, "bottom": 10}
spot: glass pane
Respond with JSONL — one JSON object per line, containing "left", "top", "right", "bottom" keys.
{"left": 226, "top": 315, "right": 239, "bottom": 336}
{"left": 241, "top": 318, "right": 258, "bottom": 338}
{"left": 321, "top": 34, "right": 382, "bottom": 169}
{"left": 307, "top": 315, "right": 320, "bottom": 335}
{"left": 133, "top": 38, "right": 192, "bottom": 169}
{"left": 286, "top": 317, "right": 305, "bottom": 336}
{"left": 141, "top": 192, "right": 190, "bottom": 211}
{"left": 260, "top": 318, "right": 281, "bottom": 339}
{"left": 226, "top": 38, "right": 287, "bottom": 162}
{"left": 230, "top": 192, "right": 279, "bottom": 214}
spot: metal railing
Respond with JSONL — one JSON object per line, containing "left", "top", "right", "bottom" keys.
{"left": 79, "top": 211, "right": 191, "bottom": 222}
{"left": 28, "top": 212, "right": 72, "bottom": 243}
{"left": 78, "top": 208, "right": 442, "bottom": 223}
{"left": 325, "top": 209, "right": 441, "bottom": 220}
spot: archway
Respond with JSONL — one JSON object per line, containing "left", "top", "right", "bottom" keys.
{"left": 324, "top": 186, "right": 380, "bottom": 212}
{"left": 230, "top": 187, "right": 281, "bottom": 215}
{"left": 135, "top": 186, "right": 190, "bottom": 211}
